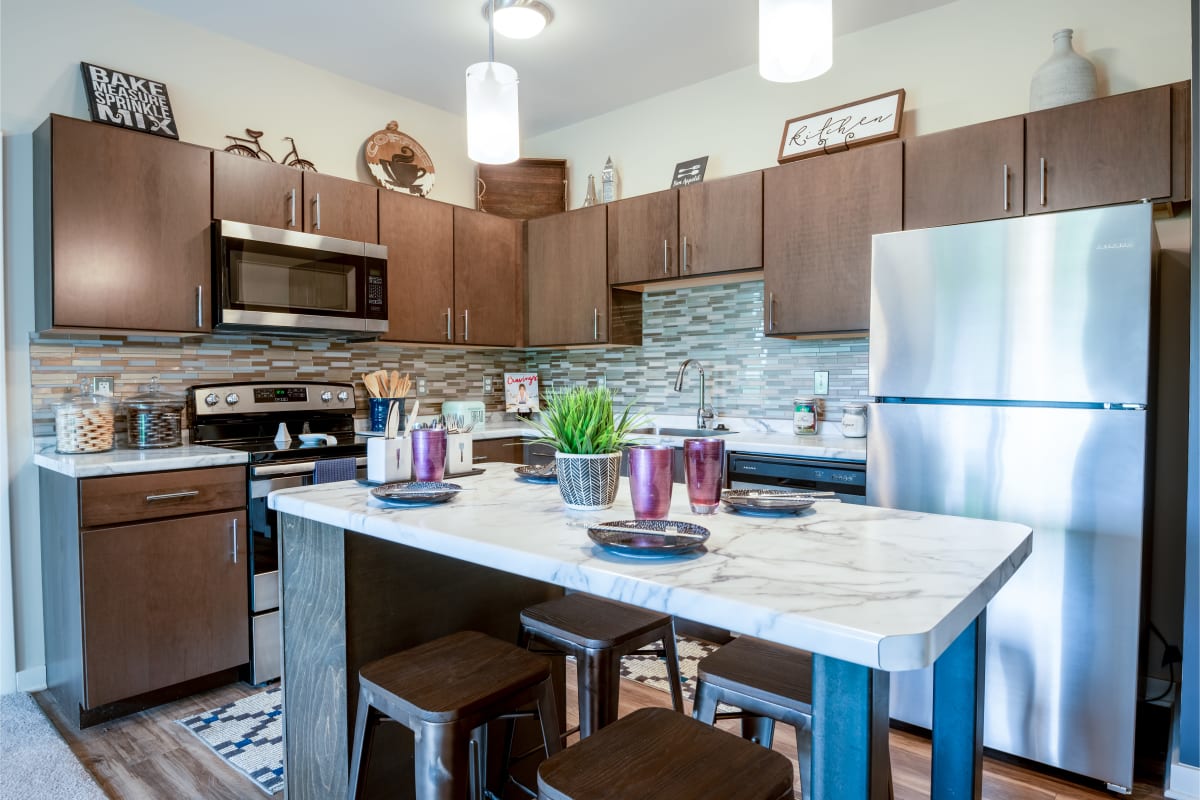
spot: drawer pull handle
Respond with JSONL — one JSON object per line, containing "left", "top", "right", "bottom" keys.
{"left": 145, "top": 490, "right": 200, "bottom": 502}
{"left": 232, "top": 518, "right": 239, "bottom": 564}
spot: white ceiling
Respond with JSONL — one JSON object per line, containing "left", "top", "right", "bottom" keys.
{"left": 130, "top": 0, "right": 955, "bottom": 136}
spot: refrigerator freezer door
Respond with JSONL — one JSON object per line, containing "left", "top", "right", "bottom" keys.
{"left": 869, "top": 203, "right": 1154, "bottom": 404}
{"left": 867, "top": 402, "right": 1146, "bottom": 790}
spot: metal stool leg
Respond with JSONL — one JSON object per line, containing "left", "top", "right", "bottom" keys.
{"left": 413, "top": 721, "right": 467, "bottom": 800}
{"left": 347, "top": 691, "right": 377, "bottom": 800}
{"left": 794, "top": 718, "right": 813, "bottom": 797}
{"left": 742, "top": 715, "right": 776, "bottom": 748}
{"left": 578, "top": 647, "right": 619, "bottom": 738}
{"left": 692, "top": 680, "right": 719, "bottom": 724}
{"left": 659, "top": 625, "right": 686, "bottom": 714}
{"left": 535, "top": 676, "right": 563, "bottom": 756}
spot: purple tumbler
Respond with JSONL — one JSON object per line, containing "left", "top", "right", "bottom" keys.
{"left": 411, "top": 428, "right": 447, "bottom": 482}
{"left": 627, "top": 445, "right": 674, "bottom": 520}
{"left": 683, "top": 438, "right": 725, "bottom": 514}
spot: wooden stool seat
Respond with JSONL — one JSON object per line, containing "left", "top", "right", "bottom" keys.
{"left": 536, "top": 707, "right": 794, "bottom": 800}
{"left": 349, "top": 630, "right": 561, "bottom": 800}
{"left": 519, "top": 593, "right": 684, "bottom": 738}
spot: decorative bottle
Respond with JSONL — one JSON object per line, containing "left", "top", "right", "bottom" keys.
{"left": 1029, "top": 28, "right": 1098, "bottom": 111}
{"left": 583, "top": 174, "right": 598, "bottom": 207}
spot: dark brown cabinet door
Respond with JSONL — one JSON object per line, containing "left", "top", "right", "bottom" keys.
{"left": 1025, "top": 86, "right": 1172, "bottom": 214}
{"left": 453, "top": 208, "right": 521, "bottom": 346}
{"left": 474, "top": 437, "right": 526, "bottom": 464}
{"left": 45, "top": 115, "right": 211, "bottom": 332}
{"left": 527, "top": 206, "right": 608, "bottom": 346}
{"left": 904, "top": 116, "right": 1025, "bottom": 228}
{"left": 302, "top": 172, "right": 379, "bottom": 242}
{"left": 81, "top": 511, "right": 248, "bottom": 708}
{"left": 678, "top": 171, "right": 763, "bottom": 275}
{"left": 607, "top": 190, "right": 679, "bottom": 284}
{"left": 212, "top": 150, "right": 303, "bottom": 230}
{"left": 763, "top": 140, "right": 902, "bottom": 336}
{"left": 379, "top": 192, "right": 455, "bottom": 343}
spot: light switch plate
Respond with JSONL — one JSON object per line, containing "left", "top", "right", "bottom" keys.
{"left": 814, "top": 371, "right": 829, "bottom": 396}
{"left": 91, "top": 376, "right": 115, "bottom": 396}
{"left": 483, "top": 377, "right": 494, "bottom": 394}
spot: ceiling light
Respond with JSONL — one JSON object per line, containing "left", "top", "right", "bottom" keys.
{"left": 482, "top": 0, "right": 554, "bottom": 39}
{"left": 759, "top": 0, "right": 833, "bottom": 82}
{"left": 466, "top": 0, "right": 521, "bottom": 164}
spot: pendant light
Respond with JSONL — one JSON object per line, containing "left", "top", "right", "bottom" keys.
{"left": 483, "top": 0, "right": 554, "bottom": 40}
{"left": 759, "top": 0, "right": 833, "bottom": 83}
{"left": 466, "top": 0, "right": 520, "bottom": 164}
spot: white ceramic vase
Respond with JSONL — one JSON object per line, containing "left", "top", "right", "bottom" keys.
{"left": 1029, "top": 28, "right": 1098, "bottom": 111}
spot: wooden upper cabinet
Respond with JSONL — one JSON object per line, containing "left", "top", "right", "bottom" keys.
{"left": 36, "top": 115, "right": 212, "bottom": 333}
{"left": 1025, "top": 86, "right": 1172, "bottom": 214}
{"left": 904, "top": 116, "right": 1025, "bottom": 229}
{"left": 212, "top": 151, "right": 303, "bottom": 230}
{"left": 527, "top": 206, "right": 609, "bottom": 346}
{"left": 763, "top": 140, "right": 902, "bottom": 336}
{"left": 302, "top": 172, "right": 379, "bottom": 242}
{"left": 378, "top": 192, "right": 455, "bottom": 344}
{"left": 678, "top": 171, "right": 763, "bottom": 275}
{"left": 453, "top": 208, "right": 521, "bottom": 346}
{"left": 607, "top": 190, "right": 679, "bottom": 284}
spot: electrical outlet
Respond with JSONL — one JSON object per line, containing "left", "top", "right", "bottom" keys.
{"left": 91, "top": 376, "right": 115, "bottom": 396}
{"left": 483, "top": 377, "right": 494, "bottom": 394}
{"left": 814, "top": 371, "right": 829, "bottom": 396}
{"left": 596, "top": 374, "right": 607, "bottom": 388}
{"left": 417, "top": 378, "right": 428, "bottom": 396}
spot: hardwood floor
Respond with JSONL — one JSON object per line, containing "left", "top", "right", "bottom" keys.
{"left": 37, "top": 674, "right": 1170, "bottom": 799}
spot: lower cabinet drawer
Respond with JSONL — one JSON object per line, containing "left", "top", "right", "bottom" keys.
{"left": 80, "top": 465, "right": 246, "bottom": 528}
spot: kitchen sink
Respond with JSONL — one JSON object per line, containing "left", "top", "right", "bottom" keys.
{"left": 630, "top": 427, "right": 736, "bottom": 437}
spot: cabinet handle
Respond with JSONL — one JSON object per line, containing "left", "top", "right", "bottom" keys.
{"left": 1002, "top": 163, "right": 1009, "bottom": 211}
{"left": 196, "top": 285, "right": 203, "bottom": 328}
{"left": 145, "top": 490, "right": 200, "bottom": 502}
{"left": 768, "top": 292, "right": 775, "bottom": 333}
{"left": 444, "top": 308, "right": 452, "bottom": 341}
{"left": 593, "top": 307, "right": 600, "bottom": 340}
{"left": 288, "top": 188, "right": 296, "bottom": 228}
{"left": 232, "top": 518, "right": 239, "bottom": 564}
{"left": 462, "top": 309, "right": 470, "bottom": 342}
{"left": 662, "top": 239, "right": 669, "bottom": 274}
{"left": 682, "top": 236, "right": 688, "bottom": 273}
{"left": 1039, "top": 158, "right": 1046, "bottom": 207}
{"left": 313, "top": 193, "right": 321, "bottom": 230}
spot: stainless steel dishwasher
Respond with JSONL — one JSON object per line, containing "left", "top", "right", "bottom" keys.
{"left": 726, "top": 452, "right": 866, "bottom": 503}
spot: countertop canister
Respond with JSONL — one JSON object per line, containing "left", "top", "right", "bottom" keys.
{"left": 793, "top": 397, "right": 818, "bottom": 436}
{"left": 840, "top": 403, "right": 868, "bottom": 438}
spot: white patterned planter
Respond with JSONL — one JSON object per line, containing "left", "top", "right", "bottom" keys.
{"left": 555, "top": 452, "right": 622, "bottom": 511}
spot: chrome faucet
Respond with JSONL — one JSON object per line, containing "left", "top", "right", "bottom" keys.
{"left": 674, "top": 358, "right": 714, "bottom": 429}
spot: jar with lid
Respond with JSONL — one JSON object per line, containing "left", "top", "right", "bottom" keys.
{"left": 125, "top": 376, "right": 184, "bottom": 449}
{"left": 840, "top": 403, "right": 868, "bottom": 438}
{"left": 54, "top": 379, "right": 116, "bottom": 454}
{"left": 792, "top": 397, "right": 818, "bottom": 435}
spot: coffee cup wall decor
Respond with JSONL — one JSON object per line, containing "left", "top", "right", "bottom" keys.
{"left": 364, "top": 120, "right": 435, "bottom": 197}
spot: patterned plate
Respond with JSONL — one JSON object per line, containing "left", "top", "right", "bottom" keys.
{"left": 587, "top": 520, "right": 710, "bottom": 558}
{"left": 721, "top": 489, "right": 817, "bottom": 512}
{"left": 515, "top": 464, "right": 557, "bottom": 483}
{"left": 370, "top": 481, "right": 461, "bottom": 506}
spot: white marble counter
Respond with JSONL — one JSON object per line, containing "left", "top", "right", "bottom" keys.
{"left": 269, "top": 464, "right": 1029, "bottom": 671}
{"left": 34, "top": 439, "right": 247, "bottom": 478}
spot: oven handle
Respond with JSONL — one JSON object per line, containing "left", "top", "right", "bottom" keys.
{"left": 251, "top": 456, "right": 368, "bottom": 477}
{"left": 250, "top": 457, "right": 368, "bottom": 499}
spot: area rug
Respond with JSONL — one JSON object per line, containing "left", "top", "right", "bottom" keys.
{"left": 617, "top": 634, "right": 720, "bottom": 702}
{"left": 177, "top": 687, "right": 283, "bottom": 796}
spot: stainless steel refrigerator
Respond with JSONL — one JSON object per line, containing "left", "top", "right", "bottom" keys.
{"left": 867, "top": 203, "right": 1156, "bottom": 793}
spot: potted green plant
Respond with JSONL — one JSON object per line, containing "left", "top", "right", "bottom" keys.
{"left": 525, "top": 385, "right": 647, "bottom": 510}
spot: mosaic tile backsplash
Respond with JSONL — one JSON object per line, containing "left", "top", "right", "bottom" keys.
{"left": 28, "top": 281, "right": 868, "bottom": 436}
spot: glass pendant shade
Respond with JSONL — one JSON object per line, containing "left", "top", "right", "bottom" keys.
{"left": 465, "top": 61, "right": 520, "bottom": 164}
{"left": 493, "top": 6, "right": 548, "bottom": 38}
{"left": 759, "top": 0, "right": 833, "bottom": 82}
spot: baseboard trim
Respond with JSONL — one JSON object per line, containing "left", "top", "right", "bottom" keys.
{"left": 1166, "top": 698, "right": 1200, "bottom": 800}
{"left": 15, "top": 665, "right": 46, "bottom": 693}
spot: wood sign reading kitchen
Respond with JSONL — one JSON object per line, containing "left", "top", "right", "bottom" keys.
{"left": 80, "top": 63, "right": 178, "bottom": 139}
{"left": 777, "top": 89, "right": 904, "bottom": 164}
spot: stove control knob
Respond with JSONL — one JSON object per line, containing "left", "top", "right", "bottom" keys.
{"left": 225, "top": 392, "right": 240, "bottom": 406}
{"left": 337, "top": 391, "right": 350, "bottom": 402}
{"left": 204, "top": 392, "right": 220, "bottom": 407}
{"left": 320, "top": 391, "right": 333, "bottom": 402}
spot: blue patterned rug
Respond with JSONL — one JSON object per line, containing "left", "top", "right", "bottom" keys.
{"left": 177, "top": 687, "right": 283, "bottom": 796}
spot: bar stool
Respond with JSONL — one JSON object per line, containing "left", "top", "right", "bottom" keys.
{"left": 518, "top": 593, "right": 684, "bottom": 739}
{"left": 347, "top": 630, "right": 561, "bottom": 800}
{"left": 536, "top": 707, "right": 794, "bottom": 800}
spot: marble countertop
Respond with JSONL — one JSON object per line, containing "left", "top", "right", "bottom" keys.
{"left": 33, "top": 440, "right": 247, "bottom": 478}
{"left": 268, "top": 463, "right": 1030, "bottom": 671}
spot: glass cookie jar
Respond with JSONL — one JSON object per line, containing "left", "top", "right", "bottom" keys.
{"left": 54, "top": 380, "right": 116, "bottom": 454}
{"left": 124, "top": 377, "right": 184, "bottom": 449}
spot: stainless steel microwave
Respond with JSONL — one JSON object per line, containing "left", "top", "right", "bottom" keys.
{"left": 213, "top": 220, "right": 388, "bottom": 336}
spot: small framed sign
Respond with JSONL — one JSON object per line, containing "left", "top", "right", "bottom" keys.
{"left": 670, "top": 156, "right": 709, "bottom": 188}
{"left": 777, "top": 89, "right": 904, "bottom": 164}
{"left": 504, "top": 372, "right": 540, "bottom": 417}
{"left": 80, "top": 63, "right": 178, "bottom": 139}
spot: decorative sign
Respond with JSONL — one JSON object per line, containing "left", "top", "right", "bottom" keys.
{"left": 777, "top": 89, "right": 905, "bottom": 164}
{"left": 364, "top": 120, "right": 436, "bottom": 197}
{"left": 79, "top": 63, "right": 178, "bottom": 139}
{"left": 670, "top": 156, "right": 709, "bottom": 188}
{"left": 504, "top": 372, "right": 540, "bottom": 417}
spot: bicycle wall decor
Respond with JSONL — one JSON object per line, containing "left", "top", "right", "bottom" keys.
{"left": 223, "top": 129, "right": 317, "bottom": 171}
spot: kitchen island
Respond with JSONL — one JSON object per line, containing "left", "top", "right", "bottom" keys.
{"left": 269, "top": 464, "right": 1031, "bottom": 800}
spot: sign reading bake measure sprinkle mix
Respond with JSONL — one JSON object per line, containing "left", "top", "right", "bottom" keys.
{"left": 80, "top": 63, "right": 178, "bottom": 139}
{"left": 777, "top": 89, "right": 904, "bottom": 164}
